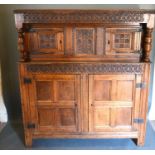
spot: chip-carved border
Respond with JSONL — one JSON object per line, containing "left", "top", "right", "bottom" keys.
{"left": 26, "top": 63, "right": 144, "bottom": 74}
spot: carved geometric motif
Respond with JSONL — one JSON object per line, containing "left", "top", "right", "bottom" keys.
{"left": 114, "top": 33, "right": 131, "bottom": 49}
{"left": 27, "top": 63, "right": 144, "bottom": 74}
{"left": 75, "top": 28, "right": 94, "bottom": 54}
{"left": 38, "top": 32, "right": 56, "bottom": 49}
{"left": 21, "top": 11, "right": 146, "bottom": 24}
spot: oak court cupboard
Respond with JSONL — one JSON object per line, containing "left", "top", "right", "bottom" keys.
{"left": 14, "top": 9, "right": 155, "bottom": 147}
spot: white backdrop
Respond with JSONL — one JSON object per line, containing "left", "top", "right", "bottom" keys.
{"left": 0, "top": 64, "right": 8, "bottom": 123}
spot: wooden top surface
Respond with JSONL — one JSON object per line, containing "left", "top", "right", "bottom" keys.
{"left": 14, "top": 9, "right": 155, "bottom": 14}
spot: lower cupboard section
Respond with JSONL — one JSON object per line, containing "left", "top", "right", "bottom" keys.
{"left": 19, "top": 63, "right": 150, "bottom": 146}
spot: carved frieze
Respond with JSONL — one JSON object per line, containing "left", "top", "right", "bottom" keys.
{"left": 22, "top": 12, "right": 144, "bottom": 24}
{"left": 14, "top": 9, "right": 155, "bottom": 27}
{"left": 74, "top": 28, "right": 95, "bottom": 54}
{"left": 26, "top": 63, "right": 144, "bottom": 74}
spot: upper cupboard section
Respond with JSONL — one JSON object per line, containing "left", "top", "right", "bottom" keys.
{"left": 26, "top": 28, "right": 64, "bottom": 54}
{"left": 24, "top": 25, "right": 142, "bottom": 61}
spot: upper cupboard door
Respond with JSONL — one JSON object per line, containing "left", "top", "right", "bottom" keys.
{"left": 73, "top": 27, "right": 105, "bottom": 56}
{"left": 25, "top": 28, "right": 64, "bottom": 55}
{"left": 105, "top": 27, "right": 142, "bottom": 56}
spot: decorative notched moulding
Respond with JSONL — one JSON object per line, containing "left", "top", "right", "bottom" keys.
{"left": 14, "top": 9, "right": 155, "bottom": 26}
{"left": 26, "top": 63, "right": 144, "bottom": 74}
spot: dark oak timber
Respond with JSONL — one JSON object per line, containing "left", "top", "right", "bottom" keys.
{"left": 14, "top": 9, "right": 155, "bottom": 147}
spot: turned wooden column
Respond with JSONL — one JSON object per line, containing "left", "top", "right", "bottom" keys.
{"left": 143, "top": 28, "right": 153, "bottom": 62}
{"left": 15, "top": 13, "right": 29, "bottom": 61}
{"left": 17, "top": 29, "right": 29, "bottom": 62}
{"left": 17, "top": 29, "right": 24, "bottom": 61}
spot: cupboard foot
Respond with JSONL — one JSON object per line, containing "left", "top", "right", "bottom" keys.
{"left": 25, "top": 131, "right": 32, "bottom": 147}
{"left": 132, "top": 138, "right": 145, "bottom": 146}
{"left": 137, "top": 137, "right": 145, "bottom": 146}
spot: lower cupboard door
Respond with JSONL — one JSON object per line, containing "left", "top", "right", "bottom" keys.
{"left": 28, "top": 74, "right": 81, "bottom": 133}
{"left": 88, "top": 74, "right": 141, "bottom": 132}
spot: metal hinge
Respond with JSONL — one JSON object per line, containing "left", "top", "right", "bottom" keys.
{"left": 23, "top": 77, "right": 32, "bottom": 84}
{"left": 136, "top": 83, "right": 146, "bottom": 89}
{"left": 27, "top": 123, "right": 35, "bottom": 129}
{"left": 133, "top": 118, "right": 144, "bottom": 124}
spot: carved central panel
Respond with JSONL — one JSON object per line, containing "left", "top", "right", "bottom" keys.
{"left": 114, "top": 33, "right": 131, "bottom": 49}
{"left": 39, "top": 32, "right": 56, "bottom": 49}
{"left": 75, "top": 28, "right": 95, "bottom": 54}
{"left": 105, "top": 28, "right": 142, "bottom": 55}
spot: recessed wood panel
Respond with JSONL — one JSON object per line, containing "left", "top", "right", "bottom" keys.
{"left": 94, "top": 80, "right": 111, "bottom": 101}
{"left": 36, "top": 81, "right": 52, "bottom": 101}
{"left": 94, "top": 108, "right": 110, "bottom": 127}
{"left": 60, "top": 108, "right": 76, "bottom": 126}
{"left": 57, "top": 81, "right": 75, "bottom": 101}
{"left": 112, "top": 108, "right": 132, "bottom": 126}
{"left": 74, "top": 28, "right": 95, "bottom": 55}
{"left": 116, "top": 80, "right": 133, "bottom": 101}
{"left": 38, "top": 108, "right": 56, "bottom": 126}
